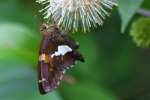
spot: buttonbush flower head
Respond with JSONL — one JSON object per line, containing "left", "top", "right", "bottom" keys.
{"left": 36, "top": 0, "right": 117, "bottom": 32}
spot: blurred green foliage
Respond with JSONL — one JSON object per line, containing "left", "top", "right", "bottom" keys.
{"left": 0, "top": 0, "right": 150, "bottom": 100}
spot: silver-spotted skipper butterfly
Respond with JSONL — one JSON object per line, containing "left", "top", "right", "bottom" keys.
{"left": 38, "top": 24, "right": 84, "bottom": 94}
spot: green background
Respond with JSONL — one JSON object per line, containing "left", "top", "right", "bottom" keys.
{"left": 0, "top": 0, "right": 150, "bottom": 100}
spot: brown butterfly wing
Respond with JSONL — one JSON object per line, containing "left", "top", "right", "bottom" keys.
{"left": 38, "top": 25, "right": 84, "bottom": 94}
{"left": 63, "top": 51, "right": 84, "bottom": 68}
{"left": 38, "top": 39, "right": 66, "bottom": 94}
{"left": 52, "top": 51, "right": 84, "bottom": 70}
{"left": 38, "top": 60, "right": 66, "bottom": 94}
{"left": 38, "top": 61, "right": 51, "bottom": 94}
{"left": 38, "top": 33, "right": 59, "bottom": 94}
{"left": 50, "top": 33, "right": 84, "bottom": 69}
{"left": 59, "top": 34, "right": 84, "bottom": 69}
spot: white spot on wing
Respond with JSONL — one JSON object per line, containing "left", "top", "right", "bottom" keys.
{"left": 63, "top": 70, "right": 66, "bottom": 74}
{"left": 38, "top": 78, "right": 47, "bottom": 83}
{"left": 51, "top": 45, "right": 72, "bottom": 58}
{"left": 57, "top": 81, "right": 60, "bottom": 86}
{"left": 59, "top": 74, "right": 63, "bottom": 80}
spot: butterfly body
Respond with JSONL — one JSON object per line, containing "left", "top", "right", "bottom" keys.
{"left": 38, "top": 24, "right": 84, "bottom": 94}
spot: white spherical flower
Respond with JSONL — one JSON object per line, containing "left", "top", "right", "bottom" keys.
{"left": 36, "top": 0, "right": 117, "bottom": 32}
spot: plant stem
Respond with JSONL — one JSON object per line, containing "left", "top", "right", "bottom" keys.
{"left": 137, "top": 8, "right": 150, "bottom": 17}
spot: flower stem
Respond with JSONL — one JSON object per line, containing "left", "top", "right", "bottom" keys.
{"left": 137, "top": 8, "right": 150, "bottom": 17}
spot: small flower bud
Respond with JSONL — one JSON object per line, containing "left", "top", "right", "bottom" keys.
{"left": 130, "top": 17, "right": 150, "bottom": 48}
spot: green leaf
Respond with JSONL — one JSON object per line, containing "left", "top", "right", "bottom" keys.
{"left": 0, "top": 22, "right": 39, "bottom": 65}
{"left": 117, "top": 0, "right": 143, "bottom": 32}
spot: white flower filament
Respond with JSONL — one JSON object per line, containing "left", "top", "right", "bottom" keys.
{"left": 36, "top": 0, "right": 117, "bottom": 32}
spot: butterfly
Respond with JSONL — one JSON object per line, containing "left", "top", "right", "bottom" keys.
{"left": 38, "top": 24, "right": 84, "bottom": 94}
